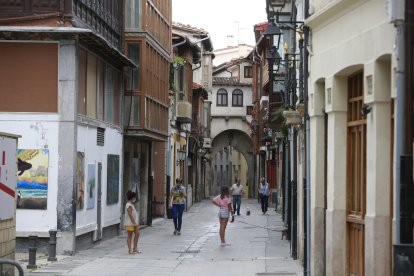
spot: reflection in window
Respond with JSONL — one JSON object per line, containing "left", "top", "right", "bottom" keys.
{"left": 217, "top": 88, "right": 228, "bottom": 106}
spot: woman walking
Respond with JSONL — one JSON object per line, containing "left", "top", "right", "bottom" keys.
{"left": 212, "top": 186, "right": 234, "bottom": 246}
{"left": 169, "top": 178, "right": 187, "bottom": 235}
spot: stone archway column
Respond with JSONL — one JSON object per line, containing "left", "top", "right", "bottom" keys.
{"left": 364, "top": 61, "right": 392, "bottom": 276}
{"left": 325, "top": 76, "right": 348, "bottom": 276}
{"left": 309, "top": 81, "right": 327, "bottom": 276}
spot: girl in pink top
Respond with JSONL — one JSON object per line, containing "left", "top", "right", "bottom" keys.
{"left": 212, "top": 186, "right": 234, "bottom": 246}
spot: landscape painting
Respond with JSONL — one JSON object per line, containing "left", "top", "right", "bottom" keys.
{"left": 16, "top": 149, "right": 49, "bottom": 209}
{"left": 87, "top": 164, "right": 96, "bottom": 209}
{"left": 106, "top": 154, "right": 119, "bottom": 205}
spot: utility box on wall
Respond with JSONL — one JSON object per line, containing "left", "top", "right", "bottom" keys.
{"left": 0, "top": 132, "right": 20, "bottom": 274}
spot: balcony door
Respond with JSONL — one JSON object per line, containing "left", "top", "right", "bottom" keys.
{"left": 346, "top": 71, "right": 366, "bottom": 276}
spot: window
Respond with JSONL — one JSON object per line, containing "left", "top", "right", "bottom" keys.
{"left": 104, "top": 66, "right": 121, "bottom": 125}
{"left": 232, "top": 89, "right": 243, "bottom": 106}
{"left": 217, "top": 88, "right": 228, "bottom": 106}
{"left": 246, "top": 106, "right": 253, "bottom": 115}
{"left": 125, "top": 0, "right": 141, "bottom": 30}
{"left": 178, "top": 67, "right": 184, "bottom": 100}
{"left": 126, "top": 43, "right": 140, "bottom": 91}
{"left": 124, "top": 95, "right": 141, "bottom": 126}
{"left": 244, "top": 66, "right": 253, "bottom": 78}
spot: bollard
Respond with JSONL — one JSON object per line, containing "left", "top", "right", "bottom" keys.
{"left": 27, "top": 235, "right": 38, "bottom": 269}
{"left": 48, "top": 229, "right": 58, "bottom": 261}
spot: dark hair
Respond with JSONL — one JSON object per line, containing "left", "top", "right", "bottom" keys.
{"left": 126, "top": 190, "right": 136, "bottom": 200}
{"left": 220, "top": 186, "right": 229, "bottom": 197}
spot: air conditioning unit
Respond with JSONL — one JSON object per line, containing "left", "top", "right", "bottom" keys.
{"left": 202, "top": 138, "right": 211, "bottom": 148}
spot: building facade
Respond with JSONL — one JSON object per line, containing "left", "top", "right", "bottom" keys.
{"left": 210, "top": 54, "right": 255, "bottom": 197}
{"left": 123, "top": 0, "right": 172, "bottom": 223}
{"left": 306, "top": 0, "right": 402, "bottom": 275}
{"left": 0, "top": 1, "right": 134, "bottom": 253}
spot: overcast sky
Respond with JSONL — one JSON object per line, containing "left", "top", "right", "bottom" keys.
{"left": 172, "top": 0, "right": 267, "bottom": 50}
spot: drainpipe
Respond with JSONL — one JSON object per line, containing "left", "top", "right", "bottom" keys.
{"left": 185, "top": 129, "right": 189, "bottom": 211}
{"left": 394, "top": 16, "right": 405, "bottom": 246}
{"left": 172, "top": 37, "right": 187, "bottom": 48}
{"left": 304, "top": 25, "right": 311, "bottom": 276}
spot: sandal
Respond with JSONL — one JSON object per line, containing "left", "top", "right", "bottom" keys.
{"left": 128, "top": 249, "right": 136, "bottom": 254}
{"left": 133, "top": 249, "right": 142, "bottom": 254}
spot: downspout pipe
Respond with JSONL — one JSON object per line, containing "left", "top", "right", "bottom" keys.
{"left": 304, "top": 25, "right": 310, "bottom": 276}
{"left": 172, "top": 36, "right": 187, "bottom": 48}
{"left": 394, "top": 18, "right": 405, "bottom": 245}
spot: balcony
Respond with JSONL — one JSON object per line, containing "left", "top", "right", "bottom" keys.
{"left": 0, "top": 0, "right": 123, "bottom": 50}
{"left": 176, "top": 101, "right": 192, "bottom": 123}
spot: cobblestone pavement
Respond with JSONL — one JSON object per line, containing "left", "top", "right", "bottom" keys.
{"left": 17, "top": 199, "right": 303, "bottom": 276}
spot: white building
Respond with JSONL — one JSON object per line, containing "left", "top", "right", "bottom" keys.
{"left": 306, "top": 0, "right": 396, "bottom": 274}
{"left": 210, "top": 52, "right": 255, "bottom": 197}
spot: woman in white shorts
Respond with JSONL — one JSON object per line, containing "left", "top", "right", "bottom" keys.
{"left": 212, "top": 186, "right": 234, "bottom": 246}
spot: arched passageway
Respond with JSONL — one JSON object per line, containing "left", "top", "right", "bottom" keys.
{"left": 209, "top": 129, "right": 255, "bottom": 197}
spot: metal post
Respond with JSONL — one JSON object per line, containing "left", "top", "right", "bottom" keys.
{"left": 27, "top": 235, "right": 38, "bottom": 269}
{"left": 48, "top": 230, "right": 58, "bottom": 261}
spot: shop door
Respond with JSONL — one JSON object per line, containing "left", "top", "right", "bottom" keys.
{"left": 346, "top": 71, "right": 366, "bottom": 276}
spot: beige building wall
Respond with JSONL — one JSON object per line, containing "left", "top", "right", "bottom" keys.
{"left": 307, "top": 0, "right": 395, "bottom": 275}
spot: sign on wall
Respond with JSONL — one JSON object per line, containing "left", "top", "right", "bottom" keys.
{"left": 16, "top": 149, "right": 49, "bottom": 210}
{"left": 0, "top": 135, "right": 18, "bottom": 220}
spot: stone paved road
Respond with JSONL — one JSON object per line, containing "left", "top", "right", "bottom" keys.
{"left": 20, "top": 199, "right": 302, "bottom": 276}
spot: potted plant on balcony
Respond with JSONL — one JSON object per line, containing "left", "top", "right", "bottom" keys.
{"left": 283, "top": 108, "right": 302, "bottom": 126}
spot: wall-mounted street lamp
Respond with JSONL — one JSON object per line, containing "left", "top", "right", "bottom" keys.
{"left": 263, "top": 18, "right": 283, "bottom": 50}
{"left": 176, "top": 149, "right": 186, "bottom": 166}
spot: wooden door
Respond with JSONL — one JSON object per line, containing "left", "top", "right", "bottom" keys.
{"left": 347, "top": 71, "right": 366, "bottom": 276}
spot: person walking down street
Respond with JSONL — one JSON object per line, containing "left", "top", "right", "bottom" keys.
{"left": 258, "top": 177, "right": 270, "bottom": 215}
{"left": 124, "top": 190, "right": 141, "bottom": 254}
{"left": 212, "top": 186, "right": 234, "bottom": 246}
{"left": 230, "top": 177, "right": 243, "bottom": 216}
{"left": 170, "top": 178, "right": 187, "bottom": 235}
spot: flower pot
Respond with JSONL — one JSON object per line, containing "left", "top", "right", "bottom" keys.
{"left": 283, "top": 110, "right": 302, "bottom": 126}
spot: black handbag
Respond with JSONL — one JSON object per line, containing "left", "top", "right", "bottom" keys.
{"left": 167, "top": 207, "right": 172, "bottom": 219}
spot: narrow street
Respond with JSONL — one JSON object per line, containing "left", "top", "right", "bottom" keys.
{"left": 23, "top": 199, "right": 302, "bottom": 276}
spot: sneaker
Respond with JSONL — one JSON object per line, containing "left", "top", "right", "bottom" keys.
{"left": 221, "top": 242, "right": 231, "bottom": 246}
{"left": 173, "top": 230, "right": 177, "bottom": 235}
{"left": 177, "top": 231, "right": 181, "bottom": 235}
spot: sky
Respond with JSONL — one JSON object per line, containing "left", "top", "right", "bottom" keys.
{"left": 172, "top": 0, "right": 268, "bottom": 50}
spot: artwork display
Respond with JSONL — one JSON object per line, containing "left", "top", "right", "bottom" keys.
{"left": 106, "top": 154, "right": 119, "bottom": 205}
{"left": 87, "top": 164, "right": 96, "bottom": 209}
{"left": 16, "top": 149, "right": 49, "bottom": 210}
{"left": 76, "top": 152, "right": 85, "bottom": 210}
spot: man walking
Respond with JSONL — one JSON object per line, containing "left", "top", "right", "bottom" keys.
{"left": 230, "top": 177, "right": 243, "bottom": 216}
{"left": 258, "top": 177, "right": 270, "bottom": 215}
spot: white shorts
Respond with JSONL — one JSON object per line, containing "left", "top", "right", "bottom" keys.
{"left": 218, "top": 207, "right": 230, "bottom": 219}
